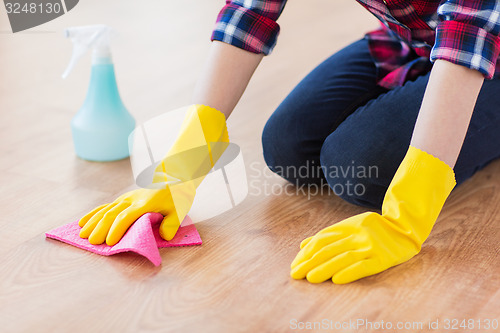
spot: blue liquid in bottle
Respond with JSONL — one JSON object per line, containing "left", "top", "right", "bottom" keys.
{"left": 71, "top": 57, "right": 135, "bottom": 161}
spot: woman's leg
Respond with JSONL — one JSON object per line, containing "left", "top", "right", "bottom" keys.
{"left": 262, "top": 38, "right": 387, "bottom": 185}
{"left": 320, "top": 72, "right": 500, "bottom": 209}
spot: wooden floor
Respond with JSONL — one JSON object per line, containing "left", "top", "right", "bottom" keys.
{"left": 1, "top": 1, "right": 499, "bottom": 332}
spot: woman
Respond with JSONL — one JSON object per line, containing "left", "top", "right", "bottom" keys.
{"left": 78, "top": 0, "right": 500, "bottom": 284}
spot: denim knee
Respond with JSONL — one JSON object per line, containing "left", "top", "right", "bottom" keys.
{"left": 319, "top": 134, "right": 389, "bottom": 209}
{"left": 262, "top": 111, "right": 324, "bottom": 185}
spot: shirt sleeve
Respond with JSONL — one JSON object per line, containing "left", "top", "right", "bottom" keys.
{"left": 430, "top": 0, "right": 500, "bottom": 79}
{"left": 211, "top": 0, "right": 287, "bottom": 55}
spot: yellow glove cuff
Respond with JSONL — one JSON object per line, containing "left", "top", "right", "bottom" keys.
{"left": 382, "top": 146, "right": 456, "bottom": 247}
{"left": 156, "top": 104, "right": 229, "bottom": 185}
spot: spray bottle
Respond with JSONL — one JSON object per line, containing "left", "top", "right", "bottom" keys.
{"left": 62, "top": 24, "right": 135, "bottom": 162}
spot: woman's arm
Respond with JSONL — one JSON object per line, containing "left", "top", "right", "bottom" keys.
{"left": 290, "top": 59, "right": 485, "bottom": 284}
{"left": 192, "top": 41, "right": 264, "bottom": 118}
{"left": 410, "top": 59, "right": 484, "bottom": 168}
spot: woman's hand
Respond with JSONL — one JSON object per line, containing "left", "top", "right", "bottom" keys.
{"left": 78, "top": 181, "right": 196, "bottom": 246}
{"left": 291, "top": 146, "right": 456, "bottom": 284}
{"left": 291, "top": 212, "right": 420, "bottom": 284}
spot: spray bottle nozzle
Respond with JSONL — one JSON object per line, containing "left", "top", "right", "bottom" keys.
{"left": 62, "top": 24, "right": 115, "bottom": 79}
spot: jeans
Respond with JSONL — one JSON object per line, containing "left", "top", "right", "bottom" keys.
{"left": 262, "top": 37, "right": 500, "bottom": 209}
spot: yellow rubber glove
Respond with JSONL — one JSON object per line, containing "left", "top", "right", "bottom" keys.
{"left": 78, "top": 181, "right": 196, "bottom": 245}
{"left": 290, "top": 146, "right": 456, "bottom": 284}
{"left": 154, "top": 104, "right": 229, "bottom": 185}
{"left": 79, "top": 105, "right": 229, "bottom": 245}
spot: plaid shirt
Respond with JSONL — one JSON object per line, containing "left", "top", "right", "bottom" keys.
{"left": 211, "top": 0, "right": 500, "bottom": 89}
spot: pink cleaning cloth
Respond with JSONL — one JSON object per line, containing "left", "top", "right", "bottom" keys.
{"left": 45, "top": 212, "right": 202, "bottom": 266}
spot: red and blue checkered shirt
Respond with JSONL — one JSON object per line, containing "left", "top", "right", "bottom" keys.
{"left": 211, "top": 0, "right": 500, "bottom": 89}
